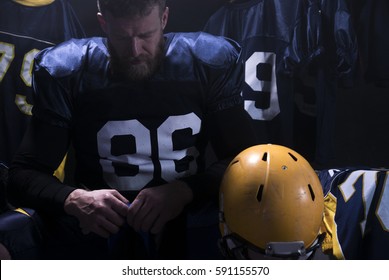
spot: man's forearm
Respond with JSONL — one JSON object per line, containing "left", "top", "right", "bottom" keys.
{"left": 8, "top": 164, "right": 75, "bottom": 213}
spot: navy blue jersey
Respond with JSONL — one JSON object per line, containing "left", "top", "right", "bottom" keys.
{"left": 319, "top": 0, "right": 358, "bottom": 86}
{"left": 0, "top": 0, "right": 85, "bottom": 165}
{"left": 319, "top": 168, "right": 389, "bottom": 259}
{"left": 204, "top": 0, "right": 323, "bottom": 147}
{"left": 312, "top": 0, "right": 357, "bottom": 166}
{"left": 345, "top": 0, "right": 389, "bottom": 87}
{"left": 31, "top": 33, "right": 246, "bottom": 192}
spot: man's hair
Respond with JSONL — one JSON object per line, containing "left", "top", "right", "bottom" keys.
{"left": 97, "top": 0, "right": 166, "bottom": 18}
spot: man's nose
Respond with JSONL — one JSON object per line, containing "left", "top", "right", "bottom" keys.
{"left": 129, "top": 37, "right": 141, "bottom": 57}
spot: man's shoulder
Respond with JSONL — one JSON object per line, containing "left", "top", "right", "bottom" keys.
{"left": 34, "top": 37, "right": 108, "bottom": 76}
{"left": 165, "top": 32, "right": 241, "bottom": 66}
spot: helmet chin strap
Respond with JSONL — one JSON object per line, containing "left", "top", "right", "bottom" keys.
{"left": 219, "top": 224, "right": 327, "bottom": 260}
{"left": 218, "top": 234, "right": 250, "bottom": 260}
{"left": 265, "top": 241, "right": 308, "bottom": 259}
{"left": 262, "top": 232, "right": 326, "bottom": 260}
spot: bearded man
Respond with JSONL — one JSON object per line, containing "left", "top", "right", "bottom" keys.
{"left": 0, "top": 0, "right": 257, "bottom": 259}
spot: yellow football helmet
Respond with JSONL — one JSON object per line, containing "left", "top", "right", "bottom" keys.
{"left": 219, "top": 144, "right": 325, "bottom": 259}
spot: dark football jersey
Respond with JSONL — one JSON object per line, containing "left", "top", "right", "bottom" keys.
{"left": 319, "top": 168, "right": 389, "bottom": 259}
{"left": 312, "top": 0, "right": 357, "bottom": 166}
{"left": 32, "top": 33, "right": 244, "bottom": 191}
{"left": 0, "top": 0, "right": 85, "bottom": 165}
{"left": 346, "top": 0, "right": 389, "bottom": 87}
{"left": 204, "top": 0, "right": 323, "bottom": 147}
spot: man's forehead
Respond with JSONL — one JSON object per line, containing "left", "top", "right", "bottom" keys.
{"left": 102, "top": 4, "right": 159, "bottom": 19}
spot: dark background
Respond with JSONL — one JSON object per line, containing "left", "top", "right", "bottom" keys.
{"left": 69, "top": 0, "right": 225, "bottom": 35}
{"left": 69, "top": 0, "right": 389, "bottom": 169}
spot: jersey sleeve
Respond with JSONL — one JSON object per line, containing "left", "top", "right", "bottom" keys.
{"left": 32, "top": 39, "right": 88, "bottom": 128}
{"left": 320, "top": 0, "right": 358, "bottom": 87}
{"left": 8, "top": 118, "right": 75, "bottom": 213}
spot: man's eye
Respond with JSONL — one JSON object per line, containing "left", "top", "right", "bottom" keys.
{"left": 112, "top": 35, "right": 129, "bottom": 41}
{"left": 118, "top": 37, "right": 129, "bottom": 41}
{"left": 139, "top": 33, "right": 153, "bottom": 40}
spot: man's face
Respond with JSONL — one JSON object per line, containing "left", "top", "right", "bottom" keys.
{"left": 98, "top": 6, "right": 169, "bottom": 80}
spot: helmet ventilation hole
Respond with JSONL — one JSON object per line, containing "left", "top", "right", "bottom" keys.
{"left": 288, "top": 152, "right": 298, "bottom": 161}
{"left": 308, "top": 184, "right": 315, "bottom": 201}
{"left": 262, "top": 152, "right": 268, "bottom": 161}
{"left": 257, "top": 184, "right": 264, "bottom": 202}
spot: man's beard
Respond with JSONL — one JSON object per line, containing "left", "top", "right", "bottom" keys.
{"left": 108, "top": 37, "right": 165, "bottom": 81}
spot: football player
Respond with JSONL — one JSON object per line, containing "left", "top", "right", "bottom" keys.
{"left": 1, "top": 0, "right": 257, "bottom": 259}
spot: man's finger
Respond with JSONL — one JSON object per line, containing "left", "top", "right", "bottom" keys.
{"left": 111, "top": 199, "right": 130, "bottom": 218}
{"left": 111, "top": 190, "right": 129, "bottom": 204}
{"left": 132, "top": 201, "right": 153, "bottom": 232}
{"left": 141, "top": 207, "right": 160, "bottom": 233}
{"left": 127, "top": 197, "right": 144, "bottom": 226}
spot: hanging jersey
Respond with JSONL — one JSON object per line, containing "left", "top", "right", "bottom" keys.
{"left": 204, "top": 0, "right": 323, "bottom": 147}
{"left": 345, "top": 0, "right": 389, "bottom": 87}
{"left": 0, "top": 0, "right": 85, "bottom": 165}
{"left": 309, "top": 0, "right": 357, "bottom": 166}
{"left": 319, "top": 168, "right": 389, "bottom": 259}
{"left": 32, "top": 33, "right": 244, "bottom": 191}
{"left": 319, "top": 0, "right": 358, "bottom": 86}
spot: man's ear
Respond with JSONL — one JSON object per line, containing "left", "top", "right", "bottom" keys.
{"left": 161, "top": 7, "right": 169, "bottom": 30}
{"left": 97, "top": 12, "right": 108, "bottom": 34}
